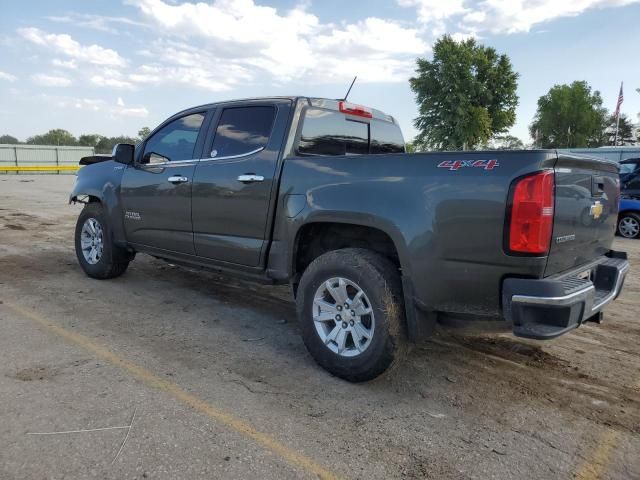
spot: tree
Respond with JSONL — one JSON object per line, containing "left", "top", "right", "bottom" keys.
{"left": 0, "top": 134, "right": 19, "bottom": 144}
{"left": 409, "top": 35, "right": 519, "bottom": 151}
{"left": 26, "top": 129, "right": 77, "bottom": 146}
{"left": 607, "top": 114, "right": 635, "bottom": 146}
{"left": 77, "top": 134, "right": 104, "bottom": 148}
{"left": 95, "top": 135, "right": 138, "bottom": 154}
{"left": 480, "top": 134, "right": 525, "bottom": 150}
{"left": 138, "top": 127, "right": 151, "bottom": 141}
{"left": 530, "top": 81, "right": 608, "bottom": 148}
{"left": 405, "top": 141, "right": 417, "bottom": 153}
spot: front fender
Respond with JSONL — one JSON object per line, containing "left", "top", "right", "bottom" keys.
{"left": 70, "top": 161, "right": 127, "bottom": 246}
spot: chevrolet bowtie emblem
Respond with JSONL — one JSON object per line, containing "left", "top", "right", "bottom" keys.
{"left": 590, "top": 201, "right": 603, "bottom": 220}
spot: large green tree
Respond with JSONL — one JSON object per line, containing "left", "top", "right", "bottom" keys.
{"left": 0, "top": 134, "right": 19, "bottom": 144}
{"left": 409, "top": 35, "right": 519, "bottom": 151}
{"left": 77, "top": 134, "right": 104, "bottom": 148}
{"left": 480, "top": 134, "right": 525, "bottom": 150}
{"left": 95, "top": 135, "right": 138, "bottom": 154}
{"left": 530, "top": 81, "right": 608, "bottom": 148}
{"left": 26, "top": 129, "right": 77, "bottom": 146}
{"left": 138, "top": 127, "right": 151, "bottom": 141}
{"left": 607, "top": 113, "right": 635, "bottom": 146}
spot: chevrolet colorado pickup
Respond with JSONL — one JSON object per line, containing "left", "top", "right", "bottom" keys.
{"left": 71, "top": 96, "right": 630, "bottom": 381}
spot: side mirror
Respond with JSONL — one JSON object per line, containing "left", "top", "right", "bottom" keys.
{"left": 142, "top": 151, "right": 170, "bottom": 165}
{"left": 113, "top": 143, "right": 135, "bottom": 165}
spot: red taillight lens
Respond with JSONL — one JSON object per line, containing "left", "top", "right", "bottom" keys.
{"left": 508, "top": 171, "right": 555, "bottom": 255}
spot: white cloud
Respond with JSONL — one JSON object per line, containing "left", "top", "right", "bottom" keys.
{"left": 19, "top": 27, "right": 126, "bottom": 66}
{"left": 51, "top": 58, "right": 78, "bottom": 69}
{"left": 0, "top": 71, "right": 17, "bottom": 82}
{"left": 465, "top": 0, "right": 640, "bottom": 34}
{"left": 31, "top": 73, "right": 72, "bottom": 87}
{"left": 42, "top": 94, "right": 149, "bottom": 118}
{"left": 397, "top": 0, "right": 467, "bottom": 23}
{"left": 18, "top": 1, "right": 429, "bottom": 92}
{"left": 126, "top": 0, "right": 428, "bottom": 83}
{"left": 401, "top": 0, "right": 640, "bottom": 34}
{"left": 47, "top": 14, "right": 146, "bottom": 34}
{"left": 90, "top": 68, "right": 135, "bottom": 89}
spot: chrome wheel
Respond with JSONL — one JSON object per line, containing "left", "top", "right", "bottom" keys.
{"left": 312, "top": 277, "right": 375, "bottom": 357}
{"left": 619, "top": 216, "right": 640, "bottom": 238}
{"left": 80, "top": 217, "right": 104, "bottom": 264}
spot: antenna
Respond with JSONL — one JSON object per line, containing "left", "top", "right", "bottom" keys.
{"left": 342, "top": 76, "right": 357, "bottom": 101}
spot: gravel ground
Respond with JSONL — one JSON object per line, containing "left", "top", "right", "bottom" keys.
{"left": 0, "top": 175, "right": 639, "bottom": 480}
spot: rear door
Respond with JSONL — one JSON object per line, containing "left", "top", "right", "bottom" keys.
{"left": 191, "top": 99, "right": 291, "bottom": 266}
{"left": 545, "top": 154, "right": 620, "bottom": 275}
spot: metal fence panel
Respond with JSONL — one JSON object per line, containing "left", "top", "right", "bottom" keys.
{"left": 0, "top": 144, "right": 94, "bottom": 174}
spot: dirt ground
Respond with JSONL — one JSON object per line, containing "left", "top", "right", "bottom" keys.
{"left": 0, "top": 175, "right": 639, "bottom": 480}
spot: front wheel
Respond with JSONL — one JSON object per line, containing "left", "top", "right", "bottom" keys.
{"left": 617, "top": 213, "right": 640, "bottom": 239}
{"left": 75, "top": 203, "right": 131, "bottom": 279}
{"left": 296, "top": 248, "right": 407, "bottom": 382}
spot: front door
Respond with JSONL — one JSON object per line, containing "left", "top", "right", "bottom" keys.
{"left": 121, "top": 111, "right": 208, "bottom": 255}
{"left": 191, "top": 100, "right": 291, "bottom": 266}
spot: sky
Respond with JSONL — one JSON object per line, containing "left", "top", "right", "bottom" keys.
{"left": 1, "top": 0, "right": 639, "bottom": 144}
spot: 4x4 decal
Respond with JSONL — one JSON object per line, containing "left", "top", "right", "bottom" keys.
{"left": 437, "top": 159, "right": 499, "bottom": 171}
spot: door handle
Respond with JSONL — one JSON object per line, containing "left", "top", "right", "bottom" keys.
{"left": 168, "top": 175, "right": 188, "bottom": 184}
{"left": 237, "top": 174, "right": 264, "bottom": 183}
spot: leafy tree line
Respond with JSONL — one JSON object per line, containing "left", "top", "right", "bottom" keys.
{"left": 410, "top": 35, "right": 638, "bottom": 151}
{"left": 0, "top": 127, "right": 152, "bottom": 154}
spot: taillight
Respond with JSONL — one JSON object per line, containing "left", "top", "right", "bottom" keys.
{"left": 508, "top": 171, "right": 555, "bottom": 255}
{"left": 339, "top": 101, "right": 372, "bottom": 118}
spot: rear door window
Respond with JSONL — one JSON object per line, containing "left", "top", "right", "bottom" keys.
{"left": 297, "top": 109, "right": 369, "bottom": 156}
{"left": 210, "top": 106, "right": 276, "bottom": 158}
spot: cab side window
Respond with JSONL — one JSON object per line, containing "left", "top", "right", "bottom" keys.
{"left": 210, "top": 106, "right": 276, "bottom": 158}
{"left": 143, "top": 113, "right": 205, "bottom": 163}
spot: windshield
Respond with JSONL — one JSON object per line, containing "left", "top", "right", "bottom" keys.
{"left": 620, "top": 162, "right": 639, "bottom": 175}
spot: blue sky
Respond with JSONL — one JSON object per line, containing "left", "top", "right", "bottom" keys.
{"left": 1, "top": 0, "right": 639, "bottom": 144}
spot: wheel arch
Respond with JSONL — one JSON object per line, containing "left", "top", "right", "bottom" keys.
{"left": 289, "top": 219, "right": 431, "bottom": 342}
{"left": 291, "top": 221, "right": 404, "bottom": 280}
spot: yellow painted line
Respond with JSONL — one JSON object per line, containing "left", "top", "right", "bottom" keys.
{"left": 0, "top": 165, "right": 79, "bottom": 172}
{"left": 573, "top": 373, "right": 640, "bottom": 480}
{"left": 574, "top": 429, "right": 622, "bottom": 480}
{"left": 3, "top": 302, "right": 342, "bottom": 480}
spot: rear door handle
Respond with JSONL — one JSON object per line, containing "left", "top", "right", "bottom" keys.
{"left": 237, "top": 174, "right": 264, "bottom": 183}
{"left": 168, "top": 175, "right": 188, "bottom": 184}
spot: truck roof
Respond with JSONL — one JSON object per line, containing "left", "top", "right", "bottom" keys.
{"left": 176, "top": 96, "right": 397, "bottom": 124}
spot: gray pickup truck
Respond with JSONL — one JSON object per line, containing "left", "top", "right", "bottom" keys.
{"left": 71, "top": 96, "right": 629, "bottom": 381}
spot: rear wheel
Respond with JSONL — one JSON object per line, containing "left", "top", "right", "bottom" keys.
{"left": 75, "top": 203, "right": 131, "bottom": 279}
{"left": 296, "top": 248, "right": 406, "bottom": 382}
{"left": 617, "top": 213, "right": 640, "bottom": 239}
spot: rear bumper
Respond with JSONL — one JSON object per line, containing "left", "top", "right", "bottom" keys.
{"left": 502, "top": 251, "right": 629, "bottom": 340}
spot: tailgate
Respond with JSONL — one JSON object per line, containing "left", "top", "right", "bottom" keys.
{"left": 545, "top": 153, "right": 620, "bottom": 276}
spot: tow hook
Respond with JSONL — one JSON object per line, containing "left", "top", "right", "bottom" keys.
{"left": 584, "top": 311, "right": 604, "bottom": 324}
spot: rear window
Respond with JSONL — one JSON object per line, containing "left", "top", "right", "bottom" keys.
{"left": 296, "top": 108, "right": 404, "bottom": 156}
{"left": 371, "top": 120, "right": 405, "bottom": 154}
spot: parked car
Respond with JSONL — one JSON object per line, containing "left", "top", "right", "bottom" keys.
{"left": 70, "top": 96, "right": 630, "bottom": 381}
{"left": 618, "top": 196, "right": 640, "bottom": 239}
{"left": 620, "top": 158, "right": 640, "bottom": 198}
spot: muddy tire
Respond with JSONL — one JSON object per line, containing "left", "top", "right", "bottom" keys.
{"left": 75, "top": 203, "right": 130, "bottom": 279}
{"left": 296, "top": 248, "right": 407, "bottom": 382}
